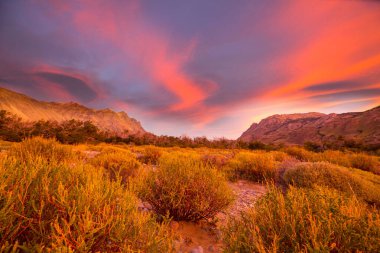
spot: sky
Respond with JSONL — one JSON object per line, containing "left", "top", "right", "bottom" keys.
{"left": 0, "top": 0, "right": 380, "bottom": 138}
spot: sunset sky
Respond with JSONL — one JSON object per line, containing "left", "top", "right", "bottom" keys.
{"left": 1, "top": 0, "right": 380, "bottom": 138}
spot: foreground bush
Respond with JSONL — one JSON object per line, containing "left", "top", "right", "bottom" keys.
{"left": 224, "top": 152, "right": 278, "bottom": 182}
{"left": 0, "top": 141, "right": 173, "bottom": 252}
{"left": 89, "top": 151, "right": 141, "bottom": 184}
{"left": 223, "top": 186, "right": 380, "bottom": 252}
{"left": 138, "top": 152, "right": 234, "bottom": 221}
{"left": 283, "top": 162, "right": 380, "bottom": 206}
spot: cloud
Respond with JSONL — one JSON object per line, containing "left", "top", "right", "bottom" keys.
{"left": 1, "top": 0, "right": 380, "bottom": 138}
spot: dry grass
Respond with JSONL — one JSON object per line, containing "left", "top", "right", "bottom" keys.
{"left": 0, "top": 138, "right": 174, "bottom": 252}
{"left": 223, "top": 151, "right": 278, "bottom": 182}
{"left": 89, "top": 151, "right": 141, "bottom": 184}
{"left": 223, "top": 185, "right": 380, "bottom": 253}
{"left": 137, "top": 152, "right": 234, "bottom": 221}
{"left": 283, "top": 162, "right": 380, "bottom": 206}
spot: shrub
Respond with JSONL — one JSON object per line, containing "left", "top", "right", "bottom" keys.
{"left": 350, "top": 153, "right": 380, "bottom": 174}
{"left": 224, "top": 152, "right": 278, "bottom": 182}
{"left": 284, "top": 146, "right": 316, "bottom": 161}
{"left": 317, "top": 150, "right": 351, "bottom": 168}
{"left": 138, "top": 152, "right": 234, "bottom": 221}
{"left": 268, "top": 151, "right": 290, "bottom": 162}
{"left": 283, "top": 162, "right": 380, "bottom": 205}
{"left": 8, "top": 137, "right": 78, "bottom": 163}
{"left": 138, "top": 145, "right": 162, "bottom": 165}
{"left": 0, "top": 145, "right": 173, "bottom": 251}
{"left": 201, "top": 152, "right": 230, "bottom": 168}
{"left": 89, "top": 151, "right": 141, "bottom": 184}
{"left": 223, "top": 185, "right": 380, "bottom": 252}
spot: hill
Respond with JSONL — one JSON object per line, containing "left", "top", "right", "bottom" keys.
{"left": 239, "top": 106, "right": 380, "bottom": 145}
{"left": 0, "top": 87, "right": 145, "bottom": 136}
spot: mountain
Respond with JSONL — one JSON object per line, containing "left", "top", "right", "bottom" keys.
{"left": 239, "top": 107, "right": 380, "bottom": 145}
{"left": 0, "top": 87, "right": 146, "bottom": 136}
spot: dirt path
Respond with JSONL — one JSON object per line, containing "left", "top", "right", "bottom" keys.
{"left": 173, "top": 180, "right": 266, "bottom": 253}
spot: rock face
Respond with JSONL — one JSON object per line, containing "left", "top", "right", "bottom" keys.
{"left": 0, "top": 87, "right": 146, "bottom": 136}
{"left": 239, "top": 107, "right": 380, "bottom": 145}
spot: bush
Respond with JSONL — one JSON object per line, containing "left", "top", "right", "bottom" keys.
{"left": 224, "top": 152, "right": 278, "bottom": 182}
{"left": 201, "top": 152, "right": 230, "bottom": 168}
{"left": 0, "top": 140, "right": 173, "bottom": 252}
{"left": 283, "top": 146, "right": 316, "bottom": 161}
{"left": 8, "top": 137, "right": 78, "bottom": 164}
{"left": 350, "top": 153, "right": 379, "bottom": 174}
{"left": 138, "top": 152, "right": 234, "bottom": 221}
{"left": 89, "top": 151, "right": 141, "bottom": 184}
{"left": 138, "top": 145, "right": 162, "bottom": 165}
{"left": 223, "top": 185, "right": 380, "bottom": 252}
{"left": 283, "top": 162, "right": 380, "bottom": 205}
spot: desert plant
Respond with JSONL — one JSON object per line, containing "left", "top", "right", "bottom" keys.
{"left": 350, "top": 153, "right": 380, "bottom": 174}
{"left": 0, "top": 140, "right": 174, "bottom": 252}
{"left": 8, "top": 137, "right": 78, "bottom": 163}
{"left": 224, "top": 152, "right": 278, "bottom": 182}
{"left": 138, "top": 152, "right": 234, "bottom": 221}
{"left": 283, "top": 146, "right": 317, "bottom": 161}
{"left": 138, "top": 145, "right": 163, "bottom": 165}
{"left": 223, "top": 185, "right": 380, "bottom": 252}
{"left": 89, "top": 151, "right": 141, "bottom": 184}
{"left": 283, "top": 162, "right": 380, "bottom": 205}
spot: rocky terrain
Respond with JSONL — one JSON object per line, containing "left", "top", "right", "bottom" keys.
{"left": 239, "top": 106, "right": 380, "bottom": 145}
{"left": 0, "top": 87, "right": 145, "bottom": 136}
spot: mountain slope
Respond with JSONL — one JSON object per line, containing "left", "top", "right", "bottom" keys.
{"left": 0, "top": 87, "right": 145, "bottom": 136}
{"left": 239, "top": 107, "right": 380, "bottom": 145}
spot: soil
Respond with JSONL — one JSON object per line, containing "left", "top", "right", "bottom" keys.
{"left": 139, "top": 180, "right": 267, "bottom": 253}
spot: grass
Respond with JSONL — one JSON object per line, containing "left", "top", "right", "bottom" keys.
{"left": 223, "top": 185, "right": 380, "bottom": 253}
{"left": 1, "top": 137, "right": 379, "bottom": 251}
{"left": 137, "top": 152, "right": 234, "bottom": 221}
{"left": 284, "top": 146, "right": 380, "bottom": 174}
{"left": 0, "top": 138, "right": 174, "bottom": 252}
{"left": 283, "top": 162, "right": 380, "bottom": 206}
{"left": 89, "top": 151, "right": 141, "bottom": 184}
{"left": 223, "top": 151, "right": 278, "bottom": 182}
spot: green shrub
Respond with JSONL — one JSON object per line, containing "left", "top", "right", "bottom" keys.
{"left": 89, "top": 151, "right": 141, "bottom": 184}
{"left": 223, "top": 185, "right": 380, "bottom": 252}
{"left": 224, "top": 152, "right": 278, "bottom": 182}
{"left": 138, "top": 152, "right": 234, "bottom": 221}
{"left": 0, "top": 141, "right": 173, "bottom": 252}
{"left": 283, "top": 162, "right": 380, "bottom": 205}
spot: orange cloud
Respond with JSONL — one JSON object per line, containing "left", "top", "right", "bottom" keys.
{"left": 73, "top": 1, "right": 209, "bottom": 112}
{"left": 262, "top": 0, "right": 380, "bottom": 107}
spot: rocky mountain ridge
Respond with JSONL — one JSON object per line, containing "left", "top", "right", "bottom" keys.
{"left": 0, "top": 87, "right": 145, "bottom": 136}
{"left": 239, "top": 106, "right": 380, "bottom": 145}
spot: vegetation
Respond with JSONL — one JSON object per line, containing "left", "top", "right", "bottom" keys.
{"left": 2, "top": 109, "right": 379, "bottom": 153}
{"left": 223, "top": 185, "right": 380, "bottom": 253}
{"left": 0, "top": 132, "right": 379, "bottom": 251}
{"left": 138, "top": 152, "right": 234, "bottom": 221}
{"left": 223, "top": 151, "right": 278, "bottom": 182}
{"left": 89, "top": 151, "right": 141, "bottom": 184}
{"left": 0, "top": 138, "right": 173, "bottom": 252}
{"left": 283, "top": 162, "right": 380, "bottom": 205}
